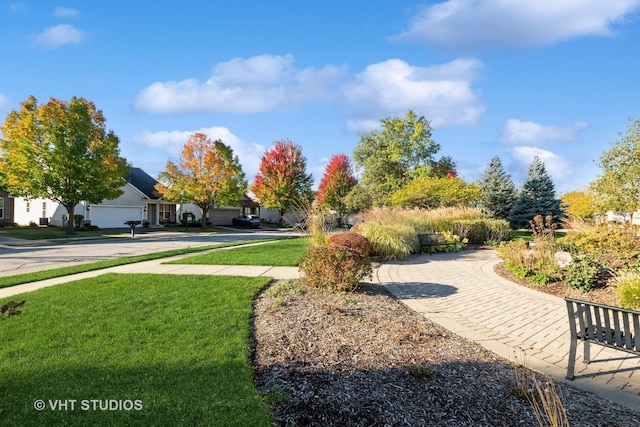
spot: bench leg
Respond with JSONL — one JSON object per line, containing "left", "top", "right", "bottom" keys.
{"left": 566, "top": 337, "right": 577, "bottom": 380}
{"left": 583, "top": 341, "right": 591, "bottom": 364}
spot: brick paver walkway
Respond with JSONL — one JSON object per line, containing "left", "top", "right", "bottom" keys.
{"left": 373, "top": 249, "right": 640, "bottom": 411}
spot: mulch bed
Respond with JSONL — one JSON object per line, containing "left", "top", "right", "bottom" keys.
{"left": 252, "top": 259, "right": 640, "bottom": 426}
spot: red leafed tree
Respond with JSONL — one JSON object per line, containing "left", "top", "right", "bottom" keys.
{"left": 251, "top": 140, "right": 313, "bottom": 220}
{"left": 315, "top": 154, "right": 357, "bottom": 216}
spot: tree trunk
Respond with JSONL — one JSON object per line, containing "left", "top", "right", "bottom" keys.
{"left": 64, "top": 202, "right": 77, "bottom": 234}
{"left": 199, "top": 203, "right": 211, "bottom": 229}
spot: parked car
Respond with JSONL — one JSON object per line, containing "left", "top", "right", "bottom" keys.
{"left": 232, "top": 214, "right": 260, "bottom": 228}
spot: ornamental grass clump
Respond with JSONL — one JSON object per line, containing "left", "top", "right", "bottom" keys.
{"left": 299, "top": 234, "right": 372, "bottom": 292}
{"left": 612, "top": 271, "right": 640, "bottom": 309}
{"left": 352, "top": 222, "right": 416, "bottom": 260}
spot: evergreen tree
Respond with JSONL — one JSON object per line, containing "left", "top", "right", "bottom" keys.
{"left": 476, "top": 155, "right": 516, "bottom": 219}
{"left": 508, "top": 156, "right": 562, "bottom": 229}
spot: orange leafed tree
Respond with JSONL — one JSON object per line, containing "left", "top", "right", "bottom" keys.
{"left": 251, "top": 140, "right": 313, "bottom": 220}
{"left": 155, "top": 133, "right": 246, "bottom": 228}
{"left": 315, "top": 154, "right": 357, "bottom": 216}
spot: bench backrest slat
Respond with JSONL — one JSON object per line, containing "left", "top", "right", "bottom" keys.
{"left": 603, "top": 307, "right": 612, "bottom": 343}
{"left": 609, "top": 311, "right": 622, "bottom": 346}
{"left": 622, "top": 313, "right": 632, "bottom": 350}
{"left": 418, "top": 233, "right": 447, "bottom": 244}
{"left": 584, "top": 305, "right": 594, "bottom": 339}
{"left": 635, "top": 315, "right": 640, "bottom": 351}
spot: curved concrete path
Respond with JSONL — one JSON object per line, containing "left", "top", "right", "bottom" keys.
{"left": 374, "top": 249, "right": 640, "bottom": 411}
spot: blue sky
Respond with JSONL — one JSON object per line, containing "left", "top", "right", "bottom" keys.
{"left": 2, "top": 1, "right": 640, "bottom": 195}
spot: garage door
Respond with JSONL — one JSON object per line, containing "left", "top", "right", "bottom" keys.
{"left": 89, "top": 206, "right": 143, "bottom": 229}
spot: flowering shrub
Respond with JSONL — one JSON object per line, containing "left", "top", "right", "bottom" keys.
{"left": 329, "top": 232, "right": 371, "bottom": 256}
{"left": 299, "top": 245, "right": 372, "bottom": 292}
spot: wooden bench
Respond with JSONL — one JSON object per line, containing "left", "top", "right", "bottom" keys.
{"left": 417, "top": 233, "right": 457, "bottom": 253}
{"left": 565, "top": 298, "right": 639, "bottom": 380}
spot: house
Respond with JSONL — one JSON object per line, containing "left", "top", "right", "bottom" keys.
{"left": 10, "top": 168, "right": 178, "bottom": 229}
{"left": 0, "top": 192, "right": 15, "bottom": 226}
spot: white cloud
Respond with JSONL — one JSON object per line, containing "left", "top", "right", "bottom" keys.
{"left": 54, "top": 7, "right": 80, "bottom": 18}
{"left": 342, "top": 58, "right": 486, "bottom": 129}
{"left": 396, "top": 0, "right": 640, "bottom": 52}
{"left": 134, "top": 54, "right": 347, "bottom": 113}
{"left": 500, "top": 119, "right": 588, "bottom": 144}
{"left": 9, "top": 3, "right": 27, "bottom": 12}
{"left": 0, "top": 93, "right": 10, "bottom": 109}
{"left": 132, "top": 127, "right": 265, "bottom": 180}
{"left": 33, "top": 24, "right": 87, "bottom": 48}
{"left": 135, "top": 54, "right": 485, "bottom": 131}
{"left": 510, "top": 146, "right": 573, "bottom": 181}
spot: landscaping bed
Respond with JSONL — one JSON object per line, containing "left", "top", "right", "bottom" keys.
{"left": 252, "top": 280, "right": 640, "bottom": 426}
{"left": 493, "top": 261, "right": 620, "bottom": 306}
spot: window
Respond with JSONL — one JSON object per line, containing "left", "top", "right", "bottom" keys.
{"left": 42, "top": 202, "right": 47, "bottom": 218}
{"left": 0, "top": 197, "right": 4, "bottom": 219}
{"left": 159, "top": 204, "right": 176, "bottom": 223}
{"left": 26, "top": 201, "right": 30, "bottom": 213}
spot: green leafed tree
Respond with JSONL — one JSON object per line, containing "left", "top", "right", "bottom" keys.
{"left": 0, "top": 96, "right": 129, "bottom": 234}
{"left": 476, "top": 155, "right": 517, "bottom": 219}
{"left": 508, "top": 156, "right": 562, "bottom": 229}
{"left": 391, "top": 176, "right": 482, "bottom": 209}
{"left": 155, "top": 133, "right": 246, "bottom": 228}
{"left": 352, "top": 109, "right": 440, "bottom": 207}
{"left": 251, "top": 140, "right": 313, "bottom": 220}
{"left": 590, "top": 117, "right": 640, "bottom": 212}
{"left": 315, "top": 154, "right": 357, "bottom": 217}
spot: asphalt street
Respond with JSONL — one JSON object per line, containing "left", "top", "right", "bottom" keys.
{"left": 0, "top": 227, "right": 297, "bottom": 277}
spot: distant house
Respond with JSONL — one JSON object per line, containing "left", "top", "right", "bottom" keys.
{"left": 0, "top": 192, "right": 15, "bottom": 226}
{"left": 10, "top": 167, "right": 178, "bottom": 229}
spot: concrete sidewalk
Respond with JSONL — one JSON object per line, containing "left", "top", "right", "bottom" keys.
{"left": 373, "top": 249, "right": 640, "bottom": 411}
{"left": 0, "top": 257, "right": 301, "bottom": 299}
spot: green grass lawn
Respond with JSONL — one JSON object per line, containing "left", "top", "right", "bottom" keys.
{"left": 169, "top": 238, "right": 310, "bottom": 266}
{"left": 0, "top": 226, "right": 120, "bottom": 240}
{"left": 509, "top": 230, "right": 566, "bottom": 242}
{"left": 0, "top": 273, "right": 272, "bottom": 426}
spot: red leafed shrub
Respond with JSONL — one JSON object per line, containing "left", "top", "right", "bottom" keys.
{"left": 328, "top": 232, "right": 371, "bottom": 256}
{"left": 299, "top": 245, "right": 372, "bottom": 292}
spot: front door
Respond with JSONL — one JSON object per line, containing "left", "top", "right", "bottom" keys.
{"left": 148, "top": 204, "right": 157, "bottom": 225}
